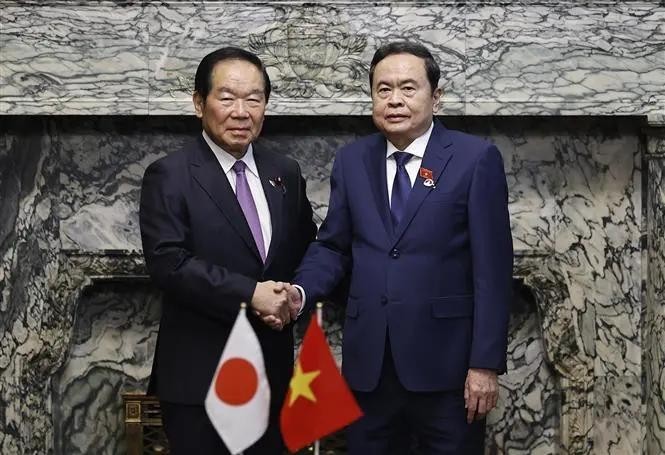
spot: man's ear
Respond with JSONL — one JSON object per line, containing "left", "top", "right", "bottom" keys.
{"left": 193, "top": 92, "right": 204, "bottom": 118}
{"left": 432, "top": 87, "right": 443, "bottom": 113}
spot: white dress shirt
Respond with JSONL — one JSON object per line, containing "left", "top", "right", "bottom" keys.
{"left": 386, "top": 121, "right": 434, "bottom": 205}
{"left": 202, "top": 131, "right": 272, "bottom": 256}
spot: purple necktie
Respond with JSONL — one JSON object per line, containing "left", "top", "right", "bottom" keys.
{"left": 390, "top": 151, "right": 413, "bottom": 227}
{"left": 232, "top": 160, "right": 266, "bottom": 262}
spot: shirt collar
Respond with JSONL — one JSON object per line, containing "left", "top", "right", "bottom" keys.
{"left": 202, "top": 130, "right": 259, "bottom": 178}
{"left": 385, "top": 121, "right": 434, "bottom": 159}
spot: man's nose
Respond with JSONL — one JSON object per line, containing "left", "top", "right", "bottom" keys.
{"left": 231, "top": 100, "right": 250, "bottom": 117}
{"left": 387, "top": 90, "right": 404, "bottom": 106}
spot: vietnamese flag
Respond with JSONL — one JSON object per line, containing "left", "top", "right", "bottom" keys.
{"left": 280, "top": 316, "right": 363, "bottom": 453}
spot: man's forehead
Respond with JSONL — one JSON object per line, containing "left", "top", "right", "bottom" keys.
{"left": 211, "top": 59, "right": 262, "bottom": 79}
{"left": 374, "top": 55, "right": 427, "bottom": 77}
{"left": 210, "top": 61, "right": 264, "bottom": 87}
{"left": 213, "top": 85, "right": 264, "bottom": 96}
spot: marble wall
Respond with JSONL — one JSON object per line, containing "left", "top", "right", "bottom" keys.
{"left": 0, "top": 115, "right": 652, "bottom": 454}
{"left": 51, "top": 282, "right": 160, "bottom": 455}
{"left": 1, "top": 1, "right": 664, "bottom": 454}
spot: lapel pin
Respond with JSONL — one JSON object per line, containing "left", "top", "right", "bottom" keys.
{"left": 269, "top": 177, "right": 286, "bottom": 194}
{"left": 419, "top": 167, "right": 435, "bottom": 188}
{"left": 419, "top": 167, "right": 433, "bottom": 180}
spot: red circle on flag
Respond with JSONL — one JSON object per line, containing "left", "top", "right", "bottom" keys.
{"left": 215, "top": 357, "right": 258, "bottom": 405}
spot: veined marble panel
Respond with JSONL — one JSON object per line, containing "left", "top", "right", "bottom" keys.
{"left": 552, "top": 121, "right": 641, "bottom": 378}
{"left": 0, "top": 119, "right": 63, "bottom": 455}
{"left": 145, "top": 3, "right": 465, "bottom": 115}
{"left": 465, "top": 4, "right": 665, "bottom": 116}
{"left": 0, "top": 5, "right": 150, "bottom": 115}
{"left": 55, "top": 117, "right": 197, "bottom": 250}
{"left": 51, "top": 282, "right": 160, "bottom": 455}
{"left": 593, "top": 375, "right": 644, "bottom": 455}
{"left": 485, "top": 282, "right": 560, "bottom": 454}
{"left": 645, "top": 129, "right": 665, "bottom": 455}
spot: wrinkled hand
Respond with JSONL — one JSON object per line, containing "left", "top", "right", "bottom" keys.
{"left": 285, "top": 283, "right": 302, "bottom": 321}
{"left": 250, "top": 281, "right": 290, "bottom": 330}
{"left": 464, "top": 368, "right": 499, "bottom": 423}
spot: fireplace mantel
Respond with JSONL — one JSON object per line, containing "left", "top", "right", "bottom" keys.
{"left": 1, "top": 1, "right": 663, "bottom": 118}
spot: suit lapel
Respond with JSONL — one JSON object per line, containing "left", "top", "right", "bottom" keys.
{"left": 254, "top": 147, "right": 283, "bottom": 270}
{"left": 363, "top": 136, "right": 393, "bottom": 236}
{"left": 392, "top": 122, "right": 455, "bottom": 245}
{"left": 189, "top": 137, "right": 263, "bottom": 262}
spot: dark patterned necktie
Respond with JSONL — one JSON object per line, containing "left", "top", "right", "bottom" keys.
{"left": 390, "top": 151, "right": 413, "bottom": 227}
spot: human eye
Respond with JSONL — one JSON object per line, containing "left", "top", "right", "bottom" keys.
{"left": 377, "top": 86, "right": 391, "bottom": 97}
{"left": 218, "top": 94, "right": 235, "bottom": 105}
{"left": 402, "top": 85, "right": 416, "bottom": 95}
{"left": 246, "top": 96, "right": 263, "bottom": 106}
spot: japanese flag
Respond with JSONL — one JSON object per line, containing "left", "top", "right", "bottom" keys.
{"left": 205, "top": 305, "right": 270, "bottom": 454}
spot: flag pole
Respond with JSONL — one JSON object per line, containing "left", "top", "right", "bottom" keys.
{"left": 236, "top": 303, "right": 248, "bottom": 455}
{"left": 316, "top": 301, "right": 323, "bottom": 326}
{"left": 314, "top": 302, "right": 324, "bottom": 455}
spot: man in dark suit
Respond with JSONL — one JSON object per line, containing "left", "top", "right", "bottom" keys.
{"left": 139, "top": 47, "right": 317, "bottom": 454}
{"left": 288, "top": 42, "right": 513, "bottom": 453}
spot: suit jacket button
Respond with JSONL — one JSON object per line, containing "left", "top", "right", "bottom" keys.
{"left": 380, "top": 296, "right": 388, "bottom": 305}
{"left": 390, "top": 249, "right": 400, "bottom": 259}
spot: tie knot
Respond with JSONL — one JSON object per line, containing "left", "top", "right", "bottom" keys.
{"left": 393, "top": 152, "right": 412, "bottom": 168}
{"left": 232, "top": 160, "right": 246, "bottom": 174}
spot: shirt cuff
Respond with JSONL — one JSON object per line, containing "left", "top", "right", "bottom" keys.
{"left": 293, "top": 284, "right": 306, "bottom": 316}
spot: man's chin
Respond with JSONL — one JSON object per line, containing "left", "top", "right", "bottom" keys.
{"left": 225, "top": 136, "right": 253, "bottom": 147}
{"left": 378, "top": 123, "right": 409, "bottom": 136}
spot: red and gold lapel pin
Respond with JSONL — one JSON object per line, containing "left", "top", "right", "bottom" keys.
{"left": 419, "top": 167, "right": 435, "bottom": 188}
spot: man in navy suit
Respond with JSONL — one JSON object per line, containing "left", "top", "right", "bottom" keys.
{"left": 140, "top": 47, "right": 317, "bottom": 454}
{"left": 288, "top": 42, "right": 513, "bottom": 453}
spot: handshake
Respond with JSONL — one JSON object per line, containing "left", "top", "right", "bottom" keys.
{"left": 250, "top": 281, "right": 302, "bottom": 331}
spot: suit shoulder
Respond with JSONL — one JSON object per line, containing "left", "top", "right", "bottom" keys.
{"left": 337, "top": 132, "right": 384, "bottom": 157}
{"left": 254, "top": 147, "right": 302, "bottom": 175}
{"left": 146, "top": 139, "right": 198, "bottom": 169}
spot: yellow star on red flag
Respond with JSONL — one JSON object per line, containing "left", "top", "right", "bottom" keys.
{"left": 288, "top": 359, "right": 320, "bottom": 406}
{"left": 280, "top": 317, "right": 363, "bottom": 453}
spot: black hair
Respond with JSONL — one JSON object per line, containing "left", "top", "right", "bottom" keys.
{"left": 369, "top": 41, "right": 440, "bottom": 94}
{"left": 194, "top": 47, "right": 271, "bottom": 101}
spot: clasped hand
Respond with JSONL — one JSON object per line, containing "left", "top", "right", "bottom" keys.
{"left": 250, "top": 281, "right": 302, "bottom": 331}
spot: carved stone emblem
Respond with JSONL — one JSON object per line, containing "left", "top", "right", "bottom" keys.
{"left": 169, "top": 74, "right": 194, "bottom": 98}
{"left": 249, "top": 7, "right": 368, "bottom": 98}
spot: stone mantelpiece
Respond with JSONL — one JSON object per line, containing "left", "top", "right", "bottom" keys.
{"left": 1, "top": 2, "right": 663, "bottom": 117}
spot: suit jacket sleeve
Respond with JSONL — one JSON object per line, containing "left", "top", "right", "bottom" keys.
{"left": 295, "top": 148, "right": 352, "bottom": 308}
{"left": 139, "top": 159, "right": 257, "bottom": 323}
{"left": 467, "top": 145, "right": 514, "bottom": 372}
